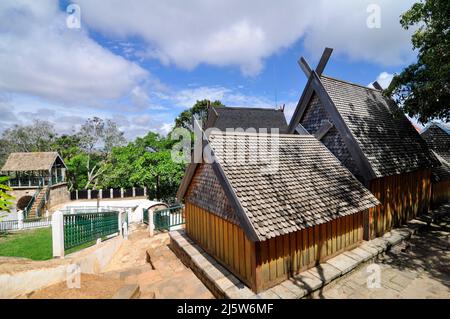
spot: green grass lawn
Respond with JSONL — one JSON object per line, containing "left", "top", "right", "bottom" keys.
{"left": 0, "top": 228, "right": 52, "bottom": 260}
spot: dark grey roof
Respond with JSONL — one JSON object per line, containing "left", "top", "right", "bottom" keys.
{"left": 209, "top": 107, "right": 288, "bottom": 133}
{"left": 320, "top": 75, "right": 439, "bottom": 178}
{"left": 421, "top": 123, "right": 450, "bottom": 181}
{"left": 208, "top": 132, "right": 379, "bottom": 241}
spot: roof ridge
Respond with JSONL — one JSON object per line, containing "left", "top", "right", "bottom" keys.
{"left": 209, "top": 131, "right": 312, "bottom": 138}
{"left": 217, "top": 106, "right": 282, "bottom": 111}
{"left": 321, "top": 74, "right": 383, "bottom": 93}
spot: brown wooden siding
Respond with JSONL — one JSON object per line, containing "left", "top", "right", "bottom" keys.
{"left": 185, "top": 202, "right": 256, "bottom": 290}
{"left": 186, "top": 201, "right": 363, "bottom": 293}
{"left": 431, "top": 180, "right": 450, "bottom": 208}
{"left": 368, "top": 169, "right": 431, "bottom": 239}
{"left": 255, "top": 212, "right": 363, "bottom": 292}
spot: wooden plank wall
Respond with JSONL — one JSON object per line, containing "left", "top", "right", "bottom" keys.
{"left": 255, "top": 212, "right": 363, "bottom": 292}
{"left": 368, "top": 168, "right": 431, "bottom": 239}
{"left": 431, "top": 180, "right": 450, "bottom": 208}
{"left": 185, "top": 202, "right": 256, "bottom": 290}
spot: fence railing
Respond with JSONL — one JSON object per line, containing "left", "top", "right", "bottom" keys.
{"left": 143, "top": 208, "right": 149, "bottom": 225}
{"left": 35, "top": 185, "right": 50, "bottom": 217}
{"left": 70, "top": 187, "right": 147, "bottom": 201}
{"left": 23, "top": 216, "right": 51, "bottom": 229}
{"left": 0, "top": 220, "right": 18, "bottom": 232}
{"left": 0, "top": 216, "right": 51, "bottom": 233}
{"left": 63, "top": 211, "right": 119, "bottom": 251}
{"left": 153, "top": 205, "right": 184, "bottom": 231}
{"left": 24, "top": 185, "right": 43, "bottom": 218}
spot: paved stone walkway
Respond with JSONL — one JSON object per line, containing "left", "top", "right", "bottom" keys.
{"left": 103, "top": 225, "right": 214, "bottom": 299}
{"left": 320, "top": 207, "right": 450, "bottom": 299}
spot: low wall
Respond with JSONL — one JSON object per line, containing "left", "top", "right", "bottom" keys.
{"left": 48, "top": 184, "right": 70, "bottom": 209}
{"left": 0, "top": 236, "right": 123, "bottom": 298}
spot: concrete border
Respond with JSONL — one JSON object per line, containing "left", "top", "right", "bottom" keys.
{"left": 169, "top": 227, "right": 414, "bottom": 299}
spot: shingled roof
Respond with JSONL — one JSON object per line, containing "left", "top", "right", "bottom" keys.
{"left": 207, "top": 107, "right": 288, "bottom": 133}
{"left": 319, "top": 75, "right": 438, "bottom": 178}
{"left": 421, "top": 122, "right": 450, "bottom": 182}
{"left": 205, "top": 132, "right": 379, "bottom": 241}
{"left": 1, "top": 152, "right": 65, "bottom": 172}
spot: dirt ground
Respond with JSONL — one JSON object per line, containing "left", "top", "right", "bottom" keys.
{"left": 30, "top": 274, "right": 125, "bottom": 299}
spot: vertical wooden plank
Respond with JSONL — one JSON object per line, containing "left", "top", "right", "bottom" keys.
{"left": 276, "top": 236, "right": 284, "bottom": 278}
{"left": 260, "top": 240, "right": 270, "bottom": 286}
{"left": 302, "top": 229, "right": 308, "bottom": 269}
{"left": 238, "top": 229, "right": 246, "bottom": 277}
{"left": 269, "top": 238, "right": 277, "bottom": 281}
{"left": 308, "top": 227, "right": 314, "bottom": 266}
{"left": 319, "top": 223, "right": 327, "bottom": 261}
{"left": 223, "top": 219, "right": 229, "bottom": 265}
{"left": 314, "top": 225, "right": 319, "bottom": 264}
{"left": 233, "top": 224, "right": 239, "bottom": 271}
{"left": 218, "top": 218, "right": 224, "bottom": 261}
{"left": 228, "top": 222, "right": 234, "bottom": 267}
{"left": 327, "top": 221, "right": 332, "bottom": 256}
{"left": 283, "top": 235, "right": 290, "bottom": 276}
{"left": 331, "top": 219, "right": 337, "bottom": 254}
{"left": 290, "top": 233, "right": 297, "bottom": 274}
{"left": 244, "top": 236, "right": 252, "bottom": 281}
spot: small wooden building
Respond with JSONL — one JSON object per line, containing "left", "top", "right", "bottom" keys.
{"left": 421, "top": 123, "right": 450, "bottom": 207}
{"left": 1, "top": 152, "right": 68, "bottom": 217}
{"left": 177, "top": 127, "right": 379, "bottom": 292}
{"left": 288, "top": 48, "right": 439, "bottom": 239}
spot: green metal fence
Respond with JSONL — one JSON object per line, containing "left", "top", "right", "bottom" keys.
{"left": 63, "top": 211, "right": 119, "bottom": 251}
{"left": 143, "top": 208, "right": 149, "bottom": 224}
{"left": 153, "top": 205, "right": 184, "bottom": 231}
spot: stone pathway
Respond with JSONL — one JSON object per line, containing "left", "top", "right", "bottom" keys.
{"left": 320, "top": 207, "right": 450, "bottom": 299}
{"left": 103, "top": 224, "right": 214, "bottom": 299}
{"left": 170, "top": 204, "right": 450, "bottom": 299}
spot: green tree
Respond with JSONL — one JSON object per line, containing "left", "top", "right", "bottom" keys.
{"left": 0, "top": 176, "right": 14, "bottom": 212}
{"left": 78, "top": 117, "right": 126, "bottom": 189}
{"left": 0, "top": 120, "right": 57, "bottom": 166}
{"left": 99, "top": 131, "right": 186, "bottom": 201}
{"left": 386, "top": 0, "right": 450, "bottom": 122}
{"left": 174, "top": 99, "right": 225, "bottom": 130}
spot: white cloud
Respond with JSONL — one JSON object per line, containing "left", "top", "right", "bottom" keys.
{"left": 0, "top": 0, "right": 148, "bottom": 105}
{"left": 369, "top": 71, "right": 394, "bottom": 89}
{"left": 77, "top": 0, "right": 416, "bottom": 75}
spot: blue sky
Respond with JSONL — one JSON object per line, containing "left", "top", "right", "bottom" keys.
{"left": 0, "top": 0, "right": 419, "bottom": 139}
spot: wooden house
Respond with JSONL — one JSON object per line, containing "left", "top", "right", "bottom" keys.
{"left": 1, "top": 152, "right": 69, "bottom": 217}
{"left": 421, "top": 122, "right": 450, "bottom": 206}
{"left": 177, "top": 120, "right": 379, "bottom": 292}
{"left": 288, "top": 48, "right": 439, "bottom": 239}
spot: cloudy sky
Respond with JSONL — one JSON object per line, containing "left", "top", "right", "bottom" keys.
{"left": 0, "top": 0, "right": 418, "bottom": 139}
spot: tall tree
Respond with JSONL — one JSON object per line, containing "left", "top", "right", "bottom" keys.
{"left": 385, "top": 0, "right": 450, "bottom": 122}
{"left": 174, "top": 99, "right": 225, "bottom": 130}
{"left": 78, "top": 117, "right": 126, "bottom": 189}
{"left": 0, "top": 120, "right": 56, "bottom": 166}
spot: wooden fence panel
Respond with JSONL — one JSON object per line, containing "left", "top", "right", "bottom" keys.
{"left": 368, "top": 169, "right": 431, "bottom": 239}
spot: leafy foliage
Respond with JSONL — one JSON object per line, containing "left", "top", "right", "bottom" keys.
{"left": 385, "top": 0, "right": 450, "bottom": 122}
{"left": 174, "top": 99, "right": 225, "bottom": 130}
{"left": 0, "top": 176, "right": 14, "bottom": 212}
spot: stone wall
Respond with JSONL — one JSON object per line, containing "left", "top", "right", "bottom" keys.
{"left": 48, "top": 183, "right": 70, "bottom": 209}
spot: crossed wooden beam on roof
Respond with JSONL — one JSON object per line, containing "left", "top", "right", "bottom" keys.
{"left": 289, "top": 47, "right": 377, "bottom": 184}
